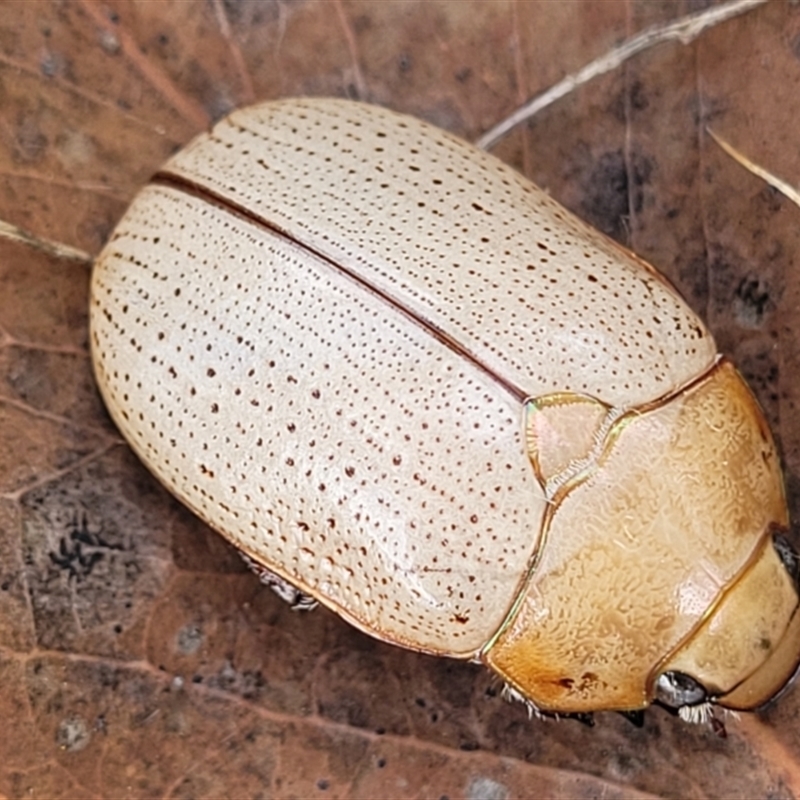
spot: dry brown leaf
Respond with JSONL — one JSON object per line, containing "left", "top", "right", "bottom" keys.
{"left": 2, "top": 1, "right": 800, "bottom": 798}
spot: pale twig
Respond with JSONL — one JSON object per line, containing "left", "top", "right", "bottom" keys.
{"left": 334, "top": 0, "right": 368, "bottom": 99}
{"left": 0, "top": 219, "right": 93, "bottom": 264}
{"left": 476, "top": 0, "right": 769, "bottom": 151}
{"left": 707, "top": 128, "right": 800, "bottom": 208}
{"left": 211, "top": 0, "right": 256, "bottom": 104}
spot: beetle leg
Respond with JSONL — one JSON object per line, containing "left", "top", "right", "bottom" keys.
{"left": 618, "top": 710, "right": 645, "bottom": 728}
{"left": 683, "top": 704, "right": 738, "bottom": 737}
{"left": 564, "top": 712, "right": 595, "bottom": 727}
{"left": 501, "top": 683, "right": 547, "bottom": 720}
{"left": 239, "top": 552, "right": 318, "bottom": 611}
{"left": 710, "top": 715, "right": 728, "bottom": 738}
{"left": 677, "top": 701, "right": 714, "bottom": 726}
{"left": 499, "top": 684, "right": 594, "bottom": 725}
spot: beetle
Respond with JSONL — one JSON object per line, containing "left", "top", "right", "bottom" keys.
{"left": 89, "top": 97, "right": 800, "bottom": 728}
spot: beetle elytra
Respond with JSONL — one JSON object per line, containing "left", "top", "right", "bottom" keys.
{"left": 89, "top": 98, "right": 800, "bottom": 725}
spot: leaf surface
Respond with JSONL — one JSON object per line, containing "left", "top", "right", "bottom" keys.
{"left": 2, "top": 2, "right": 800, "bottom": 797}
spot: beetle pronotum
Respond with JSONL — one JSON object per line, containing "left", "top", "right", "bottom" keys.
{"left": 88, "top": 97, "right": 800, "bottom": 730}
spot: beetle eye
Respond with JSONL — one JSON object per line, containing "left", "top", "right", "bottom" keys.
{"left": 773, "top": 533, "right": 800, "bottom": 588}
{"left": 655, "top": 671, "right": 707, "bottom": 708}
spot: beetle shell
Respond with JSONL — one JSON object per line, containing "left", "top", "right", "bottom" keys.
{"left": 90, "top": 98, "right": 800, "bottom": 717}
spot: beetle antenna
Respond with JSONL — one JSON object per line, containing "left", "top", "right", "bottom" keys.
{"left": 678, "top": 702, "right": 714, "bottom": 725}
{"left": 500, "top": 683, "right": 546, "bottom": 720}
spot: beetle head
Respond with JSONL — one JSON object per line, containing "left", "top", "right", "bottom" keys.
{"left": 654, "top": 528, "right": 800, "bottom": 716}
{"left": 484, "top": 359, "right": 800, "bottom": 718}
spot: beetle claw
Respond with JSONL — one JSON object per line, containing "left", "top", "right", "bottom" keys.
{"left": 619, "top": 709, "right": 645, "bottom": 728}
{"left": 653, "top": 700, "right": 679, "bottom": 716}
{"left": 710, "top": 715, "right": 727, "bottom": 738}
{"left": 239, "top": 552, "right": 318, "bottom": 610}
{"left": 541, "top": 711, "right": 595, "bottom": 727}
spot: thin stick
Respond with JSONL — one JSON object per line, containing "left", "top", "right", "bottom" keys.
{"left": 707, "top": 128, "right": 800, "bottom": 208}
{"left": 0, "top": 219, "right": 93, "bottom": 264}
{"left": 476, "top": 0, "right": 769, "bottom": 151}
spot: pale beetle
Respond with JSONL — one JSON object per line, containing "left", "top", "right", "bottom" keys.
{"left": 3, "top": 0, "right": 797, "bottom": 741}
{"left": 88, "top": 95, "right": 800, "bottom": 733}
